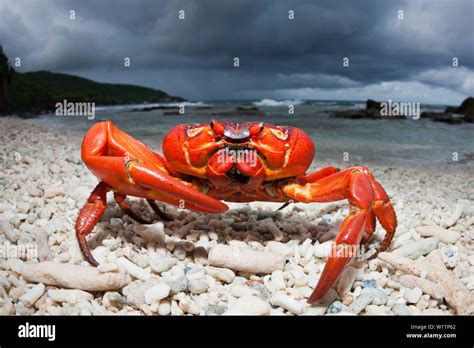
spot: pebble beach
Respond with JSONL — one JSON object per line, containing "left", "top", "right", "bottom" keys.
{"left": 0, "top": 117, "right": 473, "bottom": 316}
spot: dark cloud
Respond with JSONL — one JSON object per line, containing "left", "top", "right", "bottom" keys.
{"left": 0, "top": 0, "right": 472, "bottom": 102}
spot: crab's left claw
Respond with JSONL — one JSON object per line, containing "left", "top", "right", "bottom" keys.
{"left": 280, "top": 166, "right": 397, "bottom": 304}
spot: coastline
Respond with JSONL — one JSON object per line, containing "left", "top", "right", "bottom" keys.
{"left": 0, "top": 117, "right": 473, "bottom": 316}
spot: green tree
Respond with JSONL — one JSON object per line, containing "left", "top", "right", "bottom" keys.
{"left": 0, "top": 45, "right": 15, "bottom": 111}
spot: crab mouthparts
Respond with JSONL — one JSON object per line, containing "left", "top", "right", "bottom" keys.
{"left": 223, "top": 128, "right": 250, "bottom": 143}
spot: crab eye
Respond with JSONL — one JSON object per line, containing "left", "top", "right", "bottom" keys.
{"left": 210, "top": 119, "right": 225, "bottom": 136}
{"left": 249, "top": 122, "right": 264, "bottom": 137}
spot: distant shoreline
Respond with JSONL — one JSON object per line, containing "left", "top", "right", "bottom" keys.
{"left": 0, "top": 70, "right": 185, "bottom": 117}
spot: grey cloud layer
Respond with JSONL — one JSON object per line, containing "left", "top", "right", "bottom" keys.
{"left": 0, "top": 0, "right": 472, "bottom": 101}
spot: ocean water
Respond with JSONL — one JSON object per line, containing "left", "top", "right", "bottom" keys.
{"left": 28, "top": 99, "right": 474, "bottom": 166}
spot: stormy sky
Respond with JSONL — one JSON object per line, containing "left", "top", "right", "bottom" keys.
{"left": 0, "top": 0, "right": 473, "bottom": 104}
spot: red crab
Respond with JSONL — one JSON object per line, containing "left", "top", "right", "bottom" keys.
{"left": 75, "top": 120, "right": 397, "bottom": 304}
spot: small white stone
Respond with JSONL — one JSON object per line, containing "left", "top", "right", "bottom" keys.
{"left": 271, "top": 270, "right": 286, "bottom": 290}
{"left": 337, "top": 266, "right": 357, "bottom": 297}
{"left": 19, "top": 283, "right": 45, "bottom": 307}
{"left": 393, "top": 304, "right": 412, "bottom": 316}
{"left": 188, "top": 278, "right": 209, "bottom": 294}
{"left": 313, "top": 241, "right": 332, "bottom": 258}
{"left": 297, "top": 286, "right": 314, "bottom": 299}
{"left": 230, "top": 284, "right": 260, "bottom": 298}
{"left": 35, "top": 229, "right": 52, "bottom": 262}
{"left": 171, "top": 300, "right": 184, "bottom": 315}
{"left": 266, "top": 241, "right": 293, "bottom": 256}
{"left": 133, "top": 222, "right": 165, "bottom": 243}
{"left": 179, "top": 297, "right": 201, "bottom": 315}
{"left": 260, "top": 219, "right": 284, "bottom": 241}
{"left": 47, "top": 306, "right": 62, "bottom": 315}
{"left": 399, "top": 274, "right": 444, "bottom": 299}
{"left": 48, "top": 289, "right": 93, "bottom": 304}
{"left": 208, "top": 244, "right": 285, "bottom": 274}
{"left": 103, "top": 292, "right": 124, "bottom": 309}
{"left": 349, "top": 293, "right": 372, "bottom": 314}
{"left": 158, "top": 300, "right": 171, "bottom": 316}
{"left": 404, "top": 287, "right": 423, "bottom": 304}
{"left": 225, "top": 295, "right": 271, "bottom": 315}
{"left": 144, "top": 283, "right": 171, "bottom": 304}
{"left": 205, "top": 266, "right": 235, "bottom": 284}
{"left": 97, "top": 263, "right": 119, "bottom": 273}
{"left": 417, "top": 225, "right": 460, "bottom": 244}
{"left": 270, "top": 292, "right": 304, "bottom": 315}
{"left": 393, "top": 237, "right": 439, "bottom": 259}
{"left": 0, "top": 220, "right": 19, "bottom": 243}
{"left": 444, "top": 205, "right": 463, "bottom": 227}
{"left": 365, "top": 305, "right": 386, "bottom": 315}
{"left": 117, "top": 257, "right": 150, "bottom": 281}
{"left": 44, "top": 186, "right": 65, "bottom": 198}
{"left": 149, "top": 257, "right": 178, "bottom": 274}
{"left": 186, "top": 270, "right": 205, "bottom": 281}
{"left": 91, "top": 246, "right": 109, "bottom": 264}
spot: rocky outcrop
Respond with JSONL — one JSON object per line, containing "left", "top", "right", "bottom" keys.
{"left": 333, "top": 99, "right": 402, "bottom": 120}
{"left": 0, "top": 46, "right": 14, "bottom": 114}
{"left": 445, "top": 97, "right": 474, "bottom": 122}
{"left": 421, "top": 97, "right": 474, "bottom": 124}
{"left": 212, "top": 106, "right": 265, "bottom": 117}
{"left": 333, "top": 97, "right": 474, "bottom": 124}
{"left": 420, "top": 112, "right": 463, "bottom": 124}
{"left": 131, "top": 105, "right": 180, "bottom": 112}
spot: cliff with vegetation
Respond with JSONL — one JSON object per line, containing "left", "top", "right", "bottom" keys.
{"left": 0, "top": 46, "right": 184, "bottom": 115}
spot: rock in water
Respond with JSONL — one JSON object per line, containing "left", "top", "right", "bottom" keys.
{"left": 21, "top": 262, "right": 131, "bottom": 291}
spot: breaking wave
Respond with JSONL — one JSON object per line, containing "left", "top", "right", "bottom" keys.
{"left": 252, "top": 99, "right": 304, "bottom": 106}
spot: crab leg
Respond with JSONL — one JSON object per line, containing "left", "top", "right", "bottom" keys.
{"left": 75, "top": 181, "right": 110, "bottom": 266}
{"left": 147, "top": 200, "right": 173, "bottom": 221}
{"left": 114, "top": 192, "right": 152, "bottom": 224}
{"left": 277, "top": 167, "right": 341, "bottom": 211}
{"left": 279, "top": 166, "right": 397, "bottom": 304}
